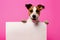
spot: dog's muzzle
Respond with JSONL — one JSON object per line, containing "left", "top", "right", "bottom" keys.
{"left": 32, "top": 15, "right": 36, "bottom": 20}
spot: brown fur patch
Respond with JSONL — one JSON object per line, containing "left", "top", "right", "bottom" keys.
{"left": 36, "top": 7, "right": 40, "bottom": 15}
{"left": 36, "top": 6, "right": 41, "bottom": 11}
{"left": 36, "top": 4, "right": 45, "bottom": 11}
{"left": 28, "top": 6, "right": 33, "bottom": 15}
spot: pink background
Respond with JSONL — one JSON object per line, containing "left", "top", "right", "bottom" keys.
{"left": 0, "top": 0, "right": 60, "bottom": 40}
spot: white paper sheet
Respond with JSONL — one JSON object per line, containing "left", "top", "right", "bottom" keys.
{"left": 6, "top": 22, "right": 47, "bottom": 40}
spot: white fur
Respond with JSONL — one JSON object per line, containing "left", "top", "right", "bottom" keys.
{"left": 30, "top": 7, "right": 39, "bottom": 19}
{"left": 6, "top": 18, "right": 47, "bottom": 40}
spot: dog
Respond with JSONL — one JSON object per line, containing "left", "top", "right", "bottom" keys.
{"left": 22, "top": 4, "right": 48, "bottom": 25}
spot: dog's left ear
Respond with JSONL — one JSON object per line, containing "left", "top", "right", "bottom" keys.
{"left": 25, "top": 4, "right": 32, "bottom": 9}
{"left": 37, "top": 4, "right": 45, "bottom": 10}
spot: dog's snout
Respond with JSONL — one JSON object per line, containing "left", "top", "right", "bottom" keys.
{"left": 32, "top": 15, "right": 36, "bottom": 18}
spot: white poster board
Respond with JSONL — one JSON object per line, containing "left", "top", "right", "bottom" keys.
{"left": 6, "top": 22, "right": 47, "bottom": 40}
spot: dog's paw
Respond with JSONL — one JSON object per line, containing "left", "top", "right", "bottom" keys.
{"left": 44, "top": 20, "right": 49, "bottom": 25}
{"left": 21, "top": 20, "right": 27, "bottom": 23}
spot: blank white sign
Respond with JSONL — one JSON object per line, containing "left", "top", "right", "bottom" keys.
{"left": 6, "top": 22, "right": 47, "bottom": 40}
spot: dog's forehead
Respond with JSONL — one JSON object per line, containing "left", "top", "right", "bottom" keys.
{"left": 33, "top": 7, "right": 37, "bottom": 11}
{"left": 29, "top": 6, "right": 37, "bottom": 10}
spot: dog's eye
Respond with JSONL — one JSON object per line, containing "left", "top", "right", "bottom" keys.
{"left": 36, "top": 10, "right": 39, "bottom": 13}
{"left": 30, "top": 10, "right": 33, "bottom": 13}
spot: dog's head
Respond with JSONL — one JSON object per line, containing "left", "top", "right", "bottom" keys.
{"left": 25, "top": 4, "right": 45, "bottom": 20}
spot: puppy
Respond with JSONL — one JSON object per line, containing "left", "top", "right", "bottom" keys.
{"left": 22, "top": 4, "right": 48, "bottom": 25}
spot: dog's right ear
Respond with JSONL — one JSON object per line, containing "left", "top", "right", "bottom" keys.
{"left": 25, "top": 4, "right": 32, "bottom": 9}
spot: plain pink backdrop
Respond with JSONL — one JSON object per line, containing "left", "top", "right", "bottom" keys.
{"left": 0, "top": 0, "right": 60, "bottom": 40}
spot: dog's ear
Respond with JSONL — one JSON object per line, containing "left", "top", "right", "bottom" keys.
{"left": 25, "top": 4, "right": 32, "bottom": 9}
{"left": 37, "top": 4, "right": 45, "bottom": 10}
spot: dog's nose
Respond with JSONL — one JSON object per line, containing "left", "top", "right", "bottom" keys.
{"left": 32, "top": 15, "right": 36, "bottom": 18}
